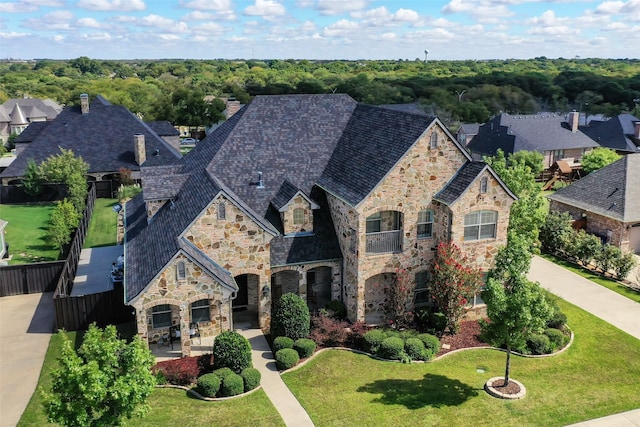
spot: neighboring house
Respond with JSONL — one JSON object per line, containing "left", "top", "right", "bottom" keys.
{"left": 456, "top": 123, "right": 481, "bottom": 146}
{"left": 124, "top": 94, "right": 516, "bottom": 356}
{"left": 146, "top": 121, "right": 181, "bottom": 151}
{"left": 0, "top": 97, "right": 62, "bottom": 146}
{"left": 547, "top": 153, "right": 640, "bottom": 254}
{"left": 468, "top": 112, "right": 599, "bottom": 168}
{"left": 0, "top": 94, "right": 181, "bottom": 195}
{"left": 581, "top": 113, "right": 640, "bottom": 154}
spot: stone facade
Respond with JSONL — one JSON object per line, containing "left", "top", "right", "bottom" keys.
{"left": 146, "top": 199, "right": 168, "bottom": 219}
{"left": 130, "top": 253, "right": 233, "bottom": 356}
{"left": 281, "top": 195, "right": 315, "bottom": 235}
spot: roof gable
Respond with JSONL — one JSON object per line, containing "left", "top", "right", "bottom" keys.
{"left": 581, "top": 114, "right": 640, "bottom": 153}
{"left": 434, "top": 161, "right": 517, "bottom": 205}
{"left": 271, "top": 179, "right": 320, "bottom": 212}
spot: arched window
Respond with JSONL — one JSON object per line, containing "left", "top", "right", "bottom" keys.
{"left": 417, "top": 209, "right": 434, "bottom": 239}
{"left": 217, "top": 201, "right": 226, "bottom": 220}
{"left": 176, "top": 261, "right": 186, "bottom": 281}
{"left": 430, "top": 132, "right": 438, "bottom": 149}
{"left": 191, "top": 299, "right": 210, "bottom": 323}
{"left": 464, "top": 210, "right": 497, "bottom": 241}
{"left": 293, "top": 207, "right": 305, "bottom": 225}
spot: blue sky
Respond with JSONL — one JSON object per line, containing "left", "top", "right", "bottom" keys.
{"left": 1, "top": 0, "right": 639, "bottom": 60}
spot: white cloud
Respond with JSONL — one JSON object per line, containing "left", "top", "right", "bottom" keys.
{"left": 594, "top": 0, "right": 626, "bottom": 14}
{"left": 78, "top": 17, "right": 108, "bottom": 29}
{"left": 442, "top": 0, "right": 514, "bottom": 23}
{"left": 109, "top": 15, "right": 137, "bottom": 22}
{"left": 138, "top": 14, "right": 174, "bottom": 28}
{"left": 321, "top": 19, "right": 359, "bottom": 37}
{"left": 0, "top": 2, "right": 37, "bottom": 13}
{"left": 316, "top": 0, "right": 368, "bottom": 16}
{"left": 81, "top": 32, "right": 112, "bottom": 41}
{"left": 76, "top": 0, "right": 145, "bottom": 12}
{"left": 526, "top": 9, "right": 569, "bottom": 25}
{"left": 301, "top": 20, "right": 317, "bottom": 32}
{"left": 53, "top": 34, "right": 64, "bottom": 41}
{"left": 394, "top": 8, "right": 420, "bottom": 23}
{"left": 22, "top": 10, "right": 75, "bottom": 30}
{"left": 0, "top": 31, "right": 31, "bottom": 39}
{"left": 244, "top": 0, "right": 286, "bottom": 17}
{"left": 181, "top": 0, "right": 231, "bottom": 10}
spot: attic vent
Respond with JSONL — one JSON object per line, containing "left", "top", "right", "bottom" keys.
{"left": 154, "top": 149, "right": 159, "bottom": 156}
{"left": 257, "top": 172, "right": 265, "bottom": 189}
{"left": 608, "top": 187, "right": 619, "bottom": 197}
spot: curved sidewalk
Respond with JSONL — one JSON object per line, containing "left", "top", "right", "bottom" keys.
{"left": 528, "top": 255, "right": 640, "bottom": 340}
{"left": 236, "top": 326, "right": 314, "bottom": 427}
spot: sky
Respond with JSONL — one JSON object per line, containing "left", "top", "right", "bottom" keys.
{"left": 0, "top": 0, "right": 639, "bottom": 61}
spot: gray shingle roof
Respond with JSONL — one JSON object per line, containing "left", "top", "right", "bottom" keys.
{"left": 146, "top": 121, "right": 180, "bottom": 136}
{"left": 14, "top": 121, "right": 50, "bottom": 143}
{"left": 1, "top": 95, "right": 181, "bottom": 179}
{"left": 547, "top": 153, "right": 640, "bottom": 223}
{"left": 0, "top": 98, "right": 62, "bottom": 122}
{"left": 581, "top": 114, "right": 640, "bottom": 153}
{"left": 141, "top": 165, "right": 189, "bottom": 200}
{"left": 468, "top": 113, "right": 599, "bottom": 157}
{"left": 434, "top": 161, "right": 517, "bottom": 205}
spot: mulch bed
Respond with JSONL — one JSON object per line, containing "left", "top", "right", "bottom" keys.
{"left": 489, "top": 379, "right": 521, "bottom": 395}
{"left": 437, "top": 320, "right": 487, "bottom": 356}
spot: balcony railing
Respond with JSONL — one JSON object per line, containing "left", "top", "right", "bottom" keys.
{"left": 366, "top": 230, "right": 403, "bottom": 254}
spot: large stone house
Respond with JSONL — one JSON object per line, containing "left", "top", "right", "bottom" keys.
{"left": 0, "top": 97, "right": 63, "bottom": 147}
{"left": 124, "top": 94, "right": 516, "bottom": 356}
{"left": 547, "top": 153, "right": 640, "bottom": 254}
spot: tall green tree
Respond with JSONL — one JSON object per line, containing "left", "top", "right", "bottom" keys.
{"left": 22, "top": 159, "right": 43, "bottom": 197}
{"left": 38, "top": 147, "right": 89, "bottom": 214}
{"left": 42, "top": 324, "right": 155, "bottom": 427}
{"left": 580, "top": 147, "right": 621, "bottom": 174}
{"left": 47, "top": 198, "right": 80, "bottom": 252}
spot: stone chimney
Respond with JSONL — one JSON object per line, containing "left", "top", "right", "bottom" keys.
{"left": 80, "top": 93, "right": 89, "bottom": 114}
{"left": 634, "top": 121, "right": 640, "bottom": 139}
{"left": 134, "top": 134, "right": 146, "bottom": 165}
{"left": 567, "top": 111, "right": 579, "bottom": 132}
{"left": 225, "top": 98, "right": 241, "bottom": 119}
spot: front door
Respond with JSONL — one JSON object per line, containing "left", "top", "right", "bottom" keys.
{"left": 233, "top": 274, "right": 248, "bottom": 311}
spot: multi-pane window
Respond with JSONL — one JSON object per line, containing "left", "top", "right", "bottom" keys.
{"left": 430, "top": 132, "right": 438, "bottom": 149}
{"left": 152, "top": 304, "right": 171, "bottom": 328}
{"left": 417, "top": 209, "right": 434, "bottom": 239}
{"left": 293, "top": 207, "right": 305, "bottom": 225}
{"left": 480, "top": 177, "right": 488, "bottom": 194}
{"left": 414, "top": 270, "right": 431, "bottom": 307}
{"left": 464, "top": 210, "right": 497, "bottom": 241}
{"left": 191, "top": 299, "right": 210, "bottom": 323}
{"left": 366, "top": 212, "right": 382, "bottom": 233}
{"left": 217, "top": 202, "right": 226, "bottom": 220}
{"left": 176, "top": 261, "right": 186, "bottom": 281}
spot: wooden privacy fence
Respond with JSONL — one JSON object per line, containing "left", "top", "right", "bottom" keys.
{"left": 0, "top": 261, "right": 65, "bottom": 297}
{"left": 54, "top": 284, "right": 132, "bottom": 331}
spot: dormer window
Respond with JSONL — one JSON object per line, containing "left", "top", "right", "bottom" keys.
{"left": 273, "top": 181, "right": 319, "bottom": 236}
{"left": 293, "top": 207, "right": 304, "bottom": 225}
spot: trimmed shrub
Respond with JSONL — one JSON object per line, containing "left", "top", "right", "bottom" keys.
{"left": 220, "top": 372, "right": 244, "bottom": 397}
{"left": 293, "top": 338, "right": 316, "bottom": 359}
{"left": 429, "top": 312, "right": 448, "bottom": 336}
{"left": 399, "top": 330, "right": 418, "bottom": 341}
{"left": 404, "top": 337, "right": 428, "bottom": 361}
{"left": 240, "top": 368, "right": 261, "bottom": 392}
{"left": 212, "top": 367, "right": 235, "bottom": 382}
{"left": 544, "top": 328, "right": 565, "bottom": 350}
{"left": 324, "top": 300, "right": 347, "bottom": 319}
{"left": 271, "top": 293, "right": 310, "bottom": 340}
{"left": 417, "top": 333, "right": 441, "bottom": 355}
{"left": 613, "top": 250, "right": 638, "bottom": 280}
{"left": 197, "top": 353, "right": 214, "bottom": 375}
{"left": 154, "top": 369, "right": 167, "bottom": 385}
{"left": 309, "top": 312, "right": 349, "bottom": 347}
{"left": 384, "top": 330, "right": 401, "bottom": 340}
{"left": 596, "top": 244, "right": 620, "bottom": 274}
{"left": 273, "top": 336, "right": 294, "bottom": 353}
{"left": 275, "top": 348, "right": 300, "bottom": 370}
{"left": 377, "top": 336, "right": 406, "bottom": 361}
{"left": 528, "top": 333, "right": 552, "bottom": 355}
{"left": 573, "top": 230, "right": 602, "bottom": 266}
{"left": 346, "top": 321, "right": 369, "bottom": 350}
{"left": 363, "top": 329, "right": 386, "bottom": 353}
{"left": 197, "top": 373, "right": 221, "bottom": 397}
{"left": 213, "top": 331, "right": 252, "bottom": 373}
{"left": 546, "top": 301, "right": 568, "bottom": 330}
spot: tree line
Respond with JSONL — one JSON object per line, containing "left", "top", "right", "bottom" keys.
{"left": 1, "top": 56, "right": 639, "bottom": 127}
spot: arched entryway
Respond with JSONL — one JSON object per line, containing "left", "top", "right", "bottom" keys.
{"left": 271, "top": 270, "right": 300, "bottom": 310}
{"left": 307, "top": 266, "right": 332, "bottom": 313}
{"left": 233, "top": 274, "right": 260, "bottom": 328}
{"left": 364, "top": 272, "right": 397, "bottom": 325}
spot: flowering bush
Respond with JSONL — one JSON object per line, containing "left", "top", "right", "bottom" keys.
{"left": 430, "top": 241, "right": 482, "bottom": 334}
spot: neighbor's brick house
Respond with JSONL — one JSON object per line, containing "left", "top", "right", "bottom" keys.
{"left": 124, "top": 94, "right": 516, "bottom": 356}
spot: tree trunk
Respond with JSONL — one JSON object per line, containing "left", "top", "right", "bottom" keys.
{"left": 504, "top": 345, "right": 511, "bottom": 387}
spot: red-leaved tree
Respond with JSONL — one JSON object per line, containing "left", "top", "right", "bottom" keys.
{"left": 430, "top": 241, "right": 482, "bottom": 334}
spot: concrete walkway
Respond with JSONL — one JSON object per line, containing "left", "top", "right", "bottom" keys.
{"left": 71, "top": 245, "right": 123, "bottom": 296}
{"left": 0, "top": 292, "right": 55, "bottom": 427}
{"left": 236, "top": 326, "right": 314, "bottom": 427}
{"left": 565, "top": 409, "right": 640, "bottom": 426}
{"left": 528, "top": 255, "right": 640, "bottom": 340}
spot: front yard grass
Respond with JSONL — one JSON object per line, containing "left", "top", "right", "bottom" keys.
{"left": 18, "top": 329, "right": 285, "bottom": 427}
{"left": 83, "top": 198, "right": 118, "bottom": 248}
{"left": 0, "top": 203, "right": 59, "bottom": 264}
{"left": 282, "top": 298, "right": 640, "bottom": 427}
{"left": 541, "top": 253, "right": 640, "bottom": 304}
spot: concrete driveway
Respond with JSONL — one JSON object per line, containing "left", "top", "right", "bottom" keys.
{"left": 0, "top": 292, "right": 55, "bottom": 427}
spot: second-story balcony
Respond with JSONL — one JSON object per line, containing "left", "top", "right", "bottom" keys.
{"left": 366, "top": 230, "right": 403, "bottom": 254}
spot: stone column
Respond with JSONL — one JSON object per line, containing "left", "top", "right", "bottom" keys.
{"left": 180, "top": 303, "right": 191, "bottom": 357}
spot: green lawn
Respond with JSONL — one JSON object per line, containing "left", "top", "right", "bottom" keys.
{"left": 541, "top": 253, "right": 640, "bottom": 304}
{"left": 0, "top": 203, "right": 59, "bottom": 264}
{"left": 83, "top": 198, "right": 118, "bottom": 248}
{"left": 282, "top": 298, "right": 640, "bottom": 427}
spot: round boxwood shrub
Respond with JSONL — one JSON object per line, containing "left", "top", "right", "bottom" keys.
{"left": 294, "top": 338, "right": 316, "bottom": 359}
{"left": 363, "top": 329, "right": 386, "bottom": 353}
{"left": 212, "top": 367, "right": 235, "bottom": 380}
{"left": 220, "top": 372, "right": 244, "bottom": 397}
{"left": 404, "top": 337, "right": 428, "bottom": 361}
{"left": 544, "top": 328, "right": 565, "bottom": 350}
{"left": 213, "top": 331, "right": 252, "bottom": 373}
{"left": 275, "top": 348, "right": 300, "bottom": 370}
{"left": 528, "top": 333, "right": 552, "bottom": 355}
{"left": 325, "top": 300, "right": 347, "bottom": 319}
{"left": 377, "top": 336, "right": 406, "bottom": 361}
{"left": 429, "top": 312, "right": 448, "bottom": 335}
{"left": 273, "top": 336, "right": 294, "bottom": 353}
{"left": 240, "top": 367, "right": 261, "bottom": 392}
{"left": 271, "top": 293, "right": 310, "bottom": 340}
{"left": 197, "top": 373, "right": 221, "bottom": 397}
{"left": 417, "top": 333, "right": 441, "bottom": 355}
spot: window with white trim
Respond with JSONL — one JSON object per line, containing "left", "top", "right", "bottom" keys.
{"left": 217, "top": 202, "right": 226, "bottom": 220}
{"left": 366, "top": 212, "right": 381, "bottom": 233}
{"left": 191, "top": 299, "right": 210, "bottom": 323}
{"left": 414, "top": 270, "right": 431, "bottom": 307}
{"left": 464, "top": 210, "right": 497, "bottom": 241}
{"left": 152, "top": 304, "right": 172, "bottom": 328}
{"left": 480, "top": 177, "right": 488, "bottom": 194}
{"left": 417, "top": 209, "right": 434, "bottom": 239}
{"left": 430, "top": 132, "right": 438, "bottom": 149}
{"left": 176, "top": 261, "right": 186, "bottom": 281}
{"left": 293, "top": 207, "right": 305, "bottom": 225}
